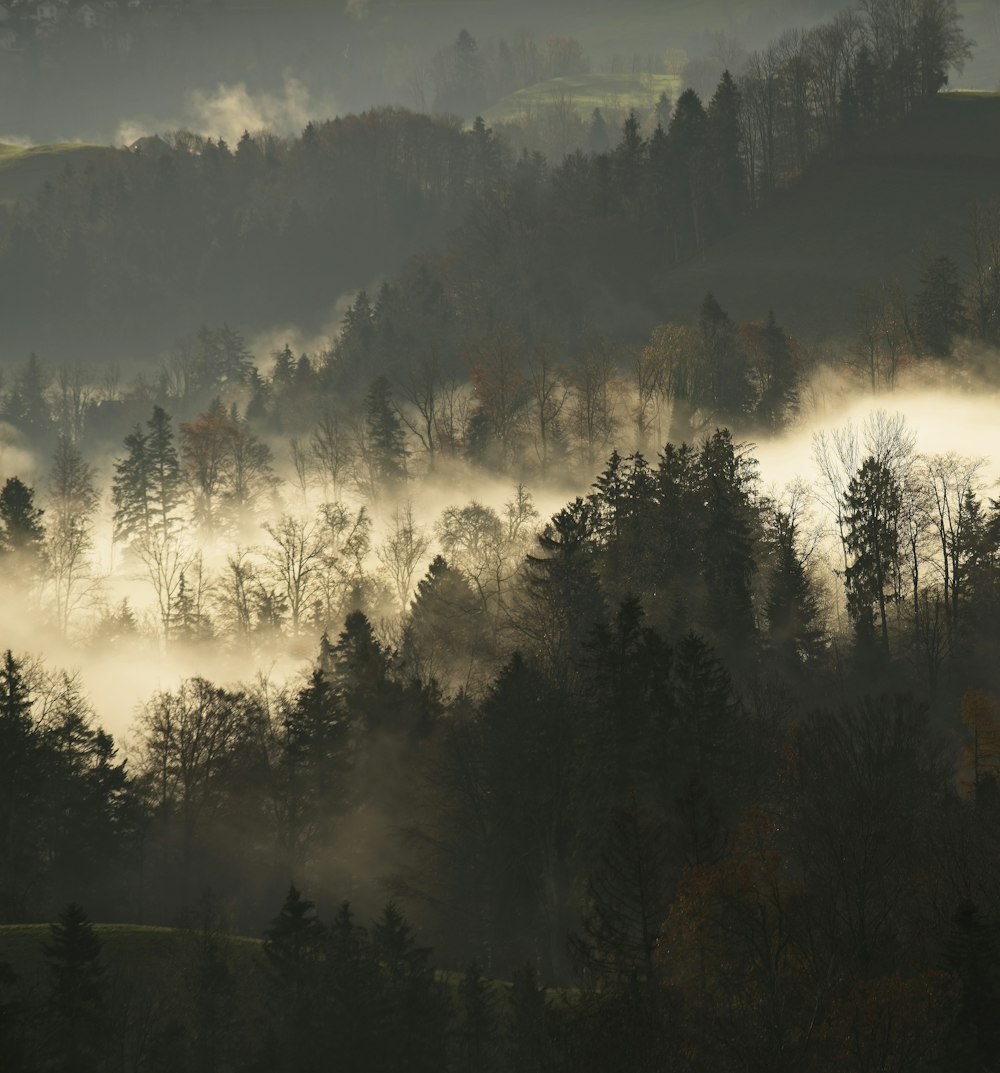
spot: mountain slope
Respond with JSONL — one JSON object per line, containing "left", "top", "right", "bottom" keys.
{"left": 0, "top": 142, "right": 121, "bottom": 205}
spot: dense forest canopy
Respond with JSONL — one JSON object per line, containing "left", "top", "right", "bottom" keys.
{"left": 6, "top": 0, "right": 1000, "bottom": 1071}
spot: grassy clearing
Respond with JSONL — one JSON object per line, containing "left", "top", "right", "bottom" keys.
{"left": 484, "top": 72, "right": 682, "bottom": 125}
{"left": 0, "top": 142, "right": 118, "bottom": 204}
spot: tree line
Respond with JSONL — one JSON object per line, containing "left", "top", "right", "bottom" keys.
{"left": 0, "top": 1, "right": 972, "bottom": 364}
{"left": 4, "top": 416, "right": 1000, "bottom": 1066}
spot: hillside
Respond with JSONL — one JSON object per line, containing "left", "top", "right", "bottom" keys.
{"left": 0, "top": 142, "right": 120, "bottom": 205}
{"left": 656, "top": 92, "right": 1000, "bottom": 341}
{"left": 483, "top": 72, "right": 682, "bottom": 125}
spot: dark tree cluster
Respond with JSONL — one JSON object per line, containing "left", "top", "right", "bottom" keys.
{"left": 4, "top": 417, "right": 1000, "bottom": 1069}
{"left": 0, "top": 651, "right": 133, "bottom": 923}
{"left": 0, "top": 109, "right": 487, "bottom": 357}
{"left": 0, "top": 0, "right": 971, "bottom": 369}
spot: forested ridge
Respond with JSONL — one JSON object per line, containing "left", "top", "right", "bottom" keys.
{"left": 5, "top": 0, "right": 1000, "bottom": 1070}
{"left": 0, "top": 0, "right": 972, "bottom": 358}
{"left": 4, "top": 408, "right": 1000, "bottom": 1068}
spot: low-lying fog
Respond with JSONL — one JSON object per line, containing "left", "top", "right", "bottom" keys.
{"left": 2, "top": 358, "right": 997, "bottom": 746}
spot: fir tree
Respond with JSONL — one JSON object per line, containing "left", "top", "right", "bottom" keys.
{"left": 766, "top": 510, "right": 824, "bottom": 675}
{"left": 672, "top": 631, "right": 740, "bottom": 796}
{"left": 844, "top": 455, "right": 903, "bottom": 659}
{"left": 756, "top": 310, "right": 799, "bottom": 431}
{"left": 147, "top": 406, "right": 184, "bottom": 538}
{"left": 915, "top": 254, "right": 963, "bottom": 357}
{"left": 263, "top": 886, "right": 326, "bottom": 1073}
{"left": 943, "top": 901, "right": 1000, "bottom": 1071}
{"left": 0, "top": 476, "right": 44, "bottom": 557}
{"left": 364, "top": 375, "right": 408, "bottom": 486}
{"left": 0, "top": 650, "right": 38, "bottom": 920}
{"left": 569, "top": 792, "right": 672, "bottom": 989}
{"left": 588, "top": 108, "right": 610, "bottom": 153}
{"left": 45, "top": 903, "right": 108, "bottom": 1073}
{"left": 706, "top": 70, "right": 746, "bottom": 232}
{"left": 455, "top": 960, "right": 497, "bottom": 1073}
{"left": 112, "top": 423, "right": 152, "bottom": 544}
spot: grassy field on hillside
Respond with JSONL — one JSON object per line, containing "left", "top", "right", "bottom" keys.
{"left": 483, "top": 72, "right": 682, "bottom": 124}
{"left": 0, "top": 142, "right": 118, "bottom": 204}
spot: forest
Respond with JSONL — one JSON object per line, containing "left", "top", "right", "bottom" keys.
{"left": 4, "top": 0, "right": 1000, "bottom": 1071}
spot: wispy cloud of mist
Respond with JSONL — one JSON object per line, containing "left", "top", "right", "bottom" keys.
{"left": 115, "top": 72, "right": 340, "bottom": 147}
{"left": 0, "top": 135, "right": 36, "bottom": 149}
{"left": 344, "top": 0, "right": 370, "bottom": 21}
{"left": 247, "top": 290, "right": 364, "bottom": 375}
{"left": 755, "top": 395, "right": 1000, "bottom": 528}
{"left": 0, "top": 423, "right": 40, "bottom": 483}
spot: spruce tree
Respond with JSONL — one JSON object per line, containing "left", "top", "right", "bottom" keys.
{"left": 0, "top": 477, "right": 44, "bottom": 558}
{"left": 112, "top": 423, "right": 153, "bottom": 544}
{"left": 405, "top": 555, "right": 491, "bottom": 690}
{"left": 0, "top": 650, "right": 39, "bottom": 920}
{"left": 766, "top": 510, "right": 824, "bottom": 675}
{"left": 706, "top": 70, "right": 746, "bottom": 232}
{"left": 915, "top": 254, "right": 963, "bottom": 357}
{"left": 455, "top": 960, "right": 497, "bottom": 1073}
{"left": 698, "top": 428, "right": 758, "bottom": 653}
{"left": 364, "top": 375, "right": 408, "bottom": 486}
{"left": 45, "top": 903, "right": 108, "bottom": 1073}
{"left": 507, "top": 963, "right": 551, "bottom": 1073}
{"left": 147, "top": 405, "right": 184, "bottom": 537}
{"left": 371, "top": 902, "right": 447, "bottom": 1073}
{"left": 672, "top": 631, "right": 739, "bottom": 797}
{"left": 568, "top": 792, "right": 672, "bottom": 989}
{"left": 756, "top": 310, "right": 799, "bottom": 431}
{"left": 588, "top": 108, "right": 610, "bottom": 153}
{"left": 698, "top": 294, "right": 752, "bottom": 423}
{"left": 844, "top": 455, "right": 903, "bottom": 659}
{"left": 943, "top": 901, "right": 1000, "bottom": 1071}
{"left": 263, "top": 886, "right": 326, "bottom": 1073}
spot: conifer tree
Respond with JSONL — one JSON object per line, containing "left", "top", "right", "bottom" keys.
{"left": 364, "top": 375, "right": 408, "bottom": 486}
{"left": 672, "top": 631, "right": 739, "bottom": 796}
{"left": 263, "top": 886, "right": 326, "bottom": 1073}
{"left": 507, "top": 963, "right": 551, "bottom": 1073}
{"left": 569, "top": 792, "right": 672, "bottom": 989}
{"left": 698, "top": 428, "right": 758, "bottom": 652}
{"left": 766, "top": 510, "right": 824, "bottom": 675}
{"left": 0, "top": 650, "right": 39, "bottom": 920}
{"left": 47, "top": 435, "right": 99, "bottom": 634}
{"left": 147, "top": 405, "right": 184, "bottom": 535}
{"left": 915, "top": 254, "right": 963, "bottom": 357}
{"left": 0, "top": 476, "right": 44, "bottom": 559}
{"left": 943, "top": 901, "right": 1000, "bottom": 1071}
{"left": 455, "top": 960, "right": 497, "bottom": 1073}
{"left": 588, "top": 108, "right": 610, "bottom": 153}
{"left": 45, "top": 903, "right": 108, "bottom": 1073}
{"left": 371, "top": 902, "right": 448, "bottom": 1073}
{"left": 706, "top": 70, "right": 746, "bottom": 232}
{"left": 405, "top": 555, "right": 491, "bottom": 690}
{"left": 3, "top": 352, "right": 50, "bottom": 439}
{"left": 112, "top": 423, "right": 152, "bottom": 544}
{"left": 844, "top": 455, "right": 903, "bottom": 659}
{"left": 275, "top": 665, "right": 351, "bottom": 872}
{"left": 0, "top": 958, "right": 28, "bottom": 1071}
{"left": 756, "top": 310, "right": 799, "bottom": 430}
{"left": 698, "top": 295, "right": 752, "bottom": 424}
